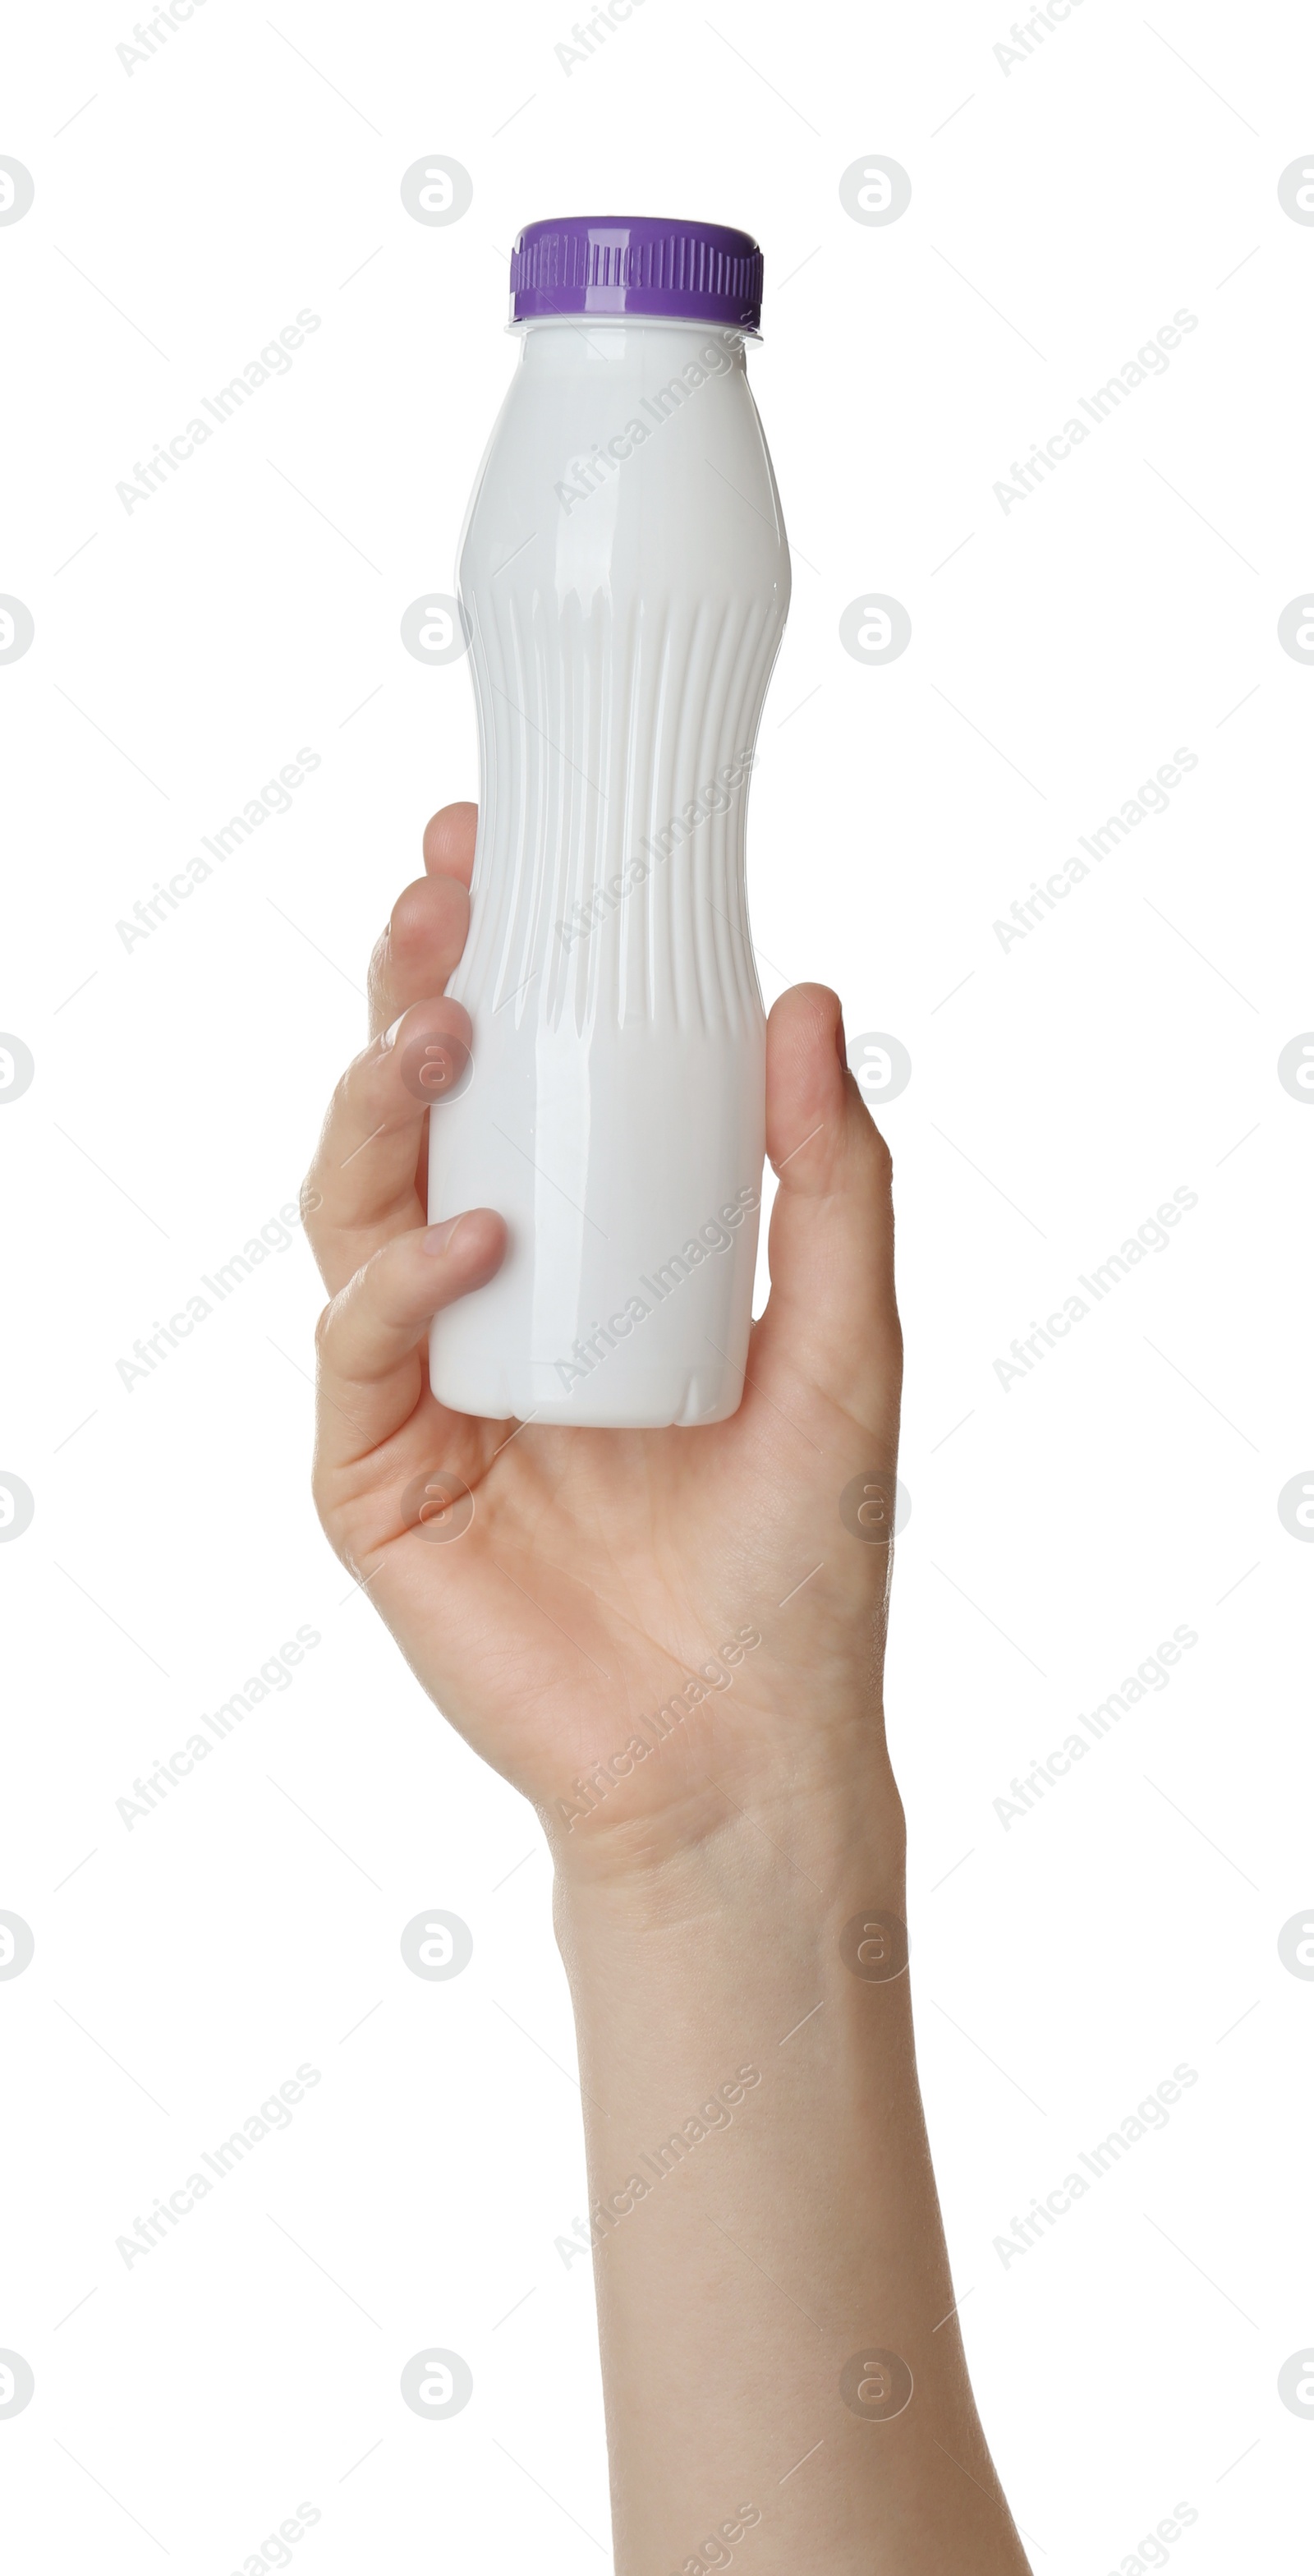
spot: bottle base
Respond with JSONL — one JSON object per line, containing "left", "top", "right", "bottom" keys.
{"left": 430, "top": 1349, "right": 747, "bottom": 1431}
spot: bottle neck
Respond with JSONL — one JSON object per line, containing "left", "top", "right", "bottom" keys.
{"left": 515, "top": 316, "right": 751, "bottom": 380}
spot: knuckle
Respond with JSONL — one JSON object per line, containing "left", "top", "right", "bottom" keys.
{"left": 856, "top": 1102, "right": 894, "bottom": 1183}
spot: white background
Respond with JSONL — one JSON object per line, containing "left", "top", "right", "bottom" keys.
{"left": 2, "top": 1, "right": 1312, "bottom": 2568}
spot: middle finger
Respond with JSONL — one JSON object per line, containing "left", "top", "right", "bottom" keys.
{"left": 366, "top": 870, "right": 471, "bottom": 1039}
{"left": 304, "top": 998, "right": 473, "bottom": 1294}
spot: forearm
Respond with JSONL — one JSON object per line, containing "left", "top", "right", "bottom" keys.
{"left": 555, "top": 1755, "right": 1030, "bottom": 2576}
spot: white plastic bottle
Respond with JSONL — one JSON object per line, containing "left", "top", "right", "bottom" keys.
{"left": 429, "top": 216, "right": 791, "bottom": 1427}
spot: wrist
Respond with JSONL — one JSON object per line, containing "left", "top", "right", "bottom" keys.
{"left": 550, "top": 1741, "right": 907, "bottom": 1953}
{"left": 551, "top": 1752, "right": 920, "bottom": 2353}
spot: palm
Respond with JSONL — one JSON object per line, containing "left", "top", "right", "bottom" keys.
{"left": 330, "top": 1327, "right": 887, "bottom": 1847}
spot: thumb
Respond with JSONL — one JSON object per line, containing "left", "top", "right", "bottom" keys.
{"left": 751, "top": 983, "right": 903, "bottom": 1436}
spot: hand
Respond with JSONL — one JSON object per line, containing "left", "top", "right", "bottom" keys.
{"left": 303, "top": 807, "right": 1031, "bottom": 2576}
{"left": 303, "top": 802, "right": 903, "bottom": 1882}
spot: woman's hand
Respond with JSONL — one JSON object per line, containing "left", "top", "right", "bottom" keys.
{"left": 303, "top": 806, "right": 1032, "bottom": 2574}
{"left": 303, "top": 800, "right": 903, "bottom": 1884}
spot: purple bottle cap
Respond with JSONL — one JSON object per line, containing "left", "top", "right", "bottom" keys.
{"left": 509, "top": 216, "right": 763, "bottom": 332}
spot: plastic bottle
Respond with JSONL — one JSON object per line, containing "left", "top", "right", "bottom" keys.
{"left": 429, "top": 215, "right": 791, "bottom": 1427}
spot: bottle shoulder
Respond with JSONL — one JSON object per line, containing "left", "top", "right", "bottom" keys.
{"left": 462, "top": 347, "right": 788, "bottom": 597}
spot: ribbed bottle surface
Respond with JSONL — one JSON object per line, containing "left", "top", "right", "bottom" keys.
{"left": 453, "top": 589, "right": 782, "bottom": 1038}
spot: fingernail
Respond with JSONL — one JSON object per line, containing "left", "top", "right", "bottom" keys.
{"left": 422, "top": 1215, "right": 468, "bottom": 1257}
{"left": 379, "top": 1014, "right": 406, "bottom": 1053}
